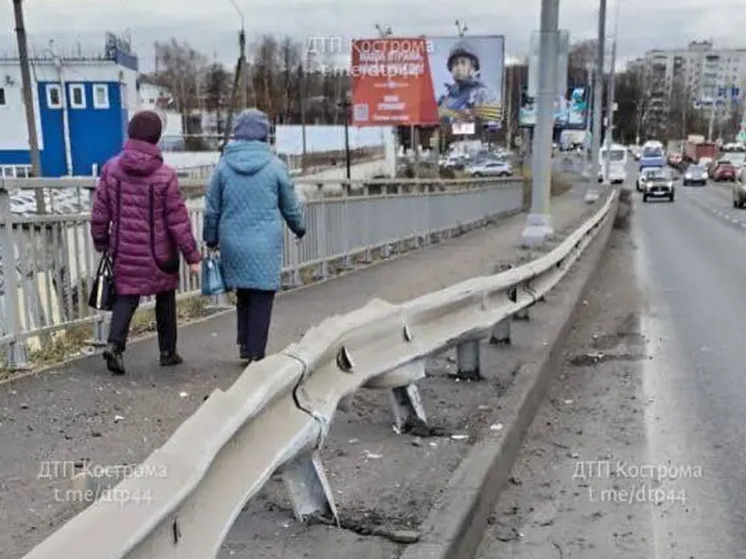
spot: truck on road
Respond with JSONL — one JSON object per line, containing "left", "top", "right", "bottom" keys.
{"left": 684, "top": 138, "right": 719, "bottom": 164}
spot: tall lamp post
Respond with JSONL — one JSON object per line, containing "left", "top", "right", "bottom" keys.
{"left": 520, "top": 0, "right": 560, "bottom": 246}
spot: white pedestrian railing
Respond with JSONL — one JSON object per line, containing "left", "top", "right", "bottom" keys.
{"left": 19, "top": 189, "right": 617, "bottom": 559}
{"left": 0, "top": 176, "right": 524, "bottom": 369}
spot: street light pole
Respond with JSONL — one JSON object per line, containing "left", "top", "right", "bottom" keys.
{"left": 585, "top": 0, "right": 607, "bottom": 203}
{"left": 520, "top": 0, "right": 559, "bottom": 246}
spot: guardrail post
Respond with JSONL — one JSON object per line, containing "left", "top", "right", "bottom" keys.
{"left": 282, "top": 451, "right": 338, "bottom": 524}
{"left": 490, "top": 318, "right": 511, "bottom": 345}
{"left": 0, "top": 187, "right": 29, "bottom": 369}
{"left": 390, "top": 384, "right": 428, "bottom": 434}
{"left": 456, "top": 340, "right": 481, "bottom": 380}
{"left": 514, "top": 303, "right": 530, "bottom": 321}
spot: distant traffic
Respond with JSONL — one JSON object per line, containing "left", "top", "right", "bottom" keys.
{"left": 628, "top": 136, "right": 746, "bottom": 206}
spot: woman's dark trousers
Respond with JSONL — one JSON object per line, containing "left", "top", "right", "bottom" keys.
{"left": 108, "top": 290, "right": 177, "bottom": 354}
{"left": 236, "top": 288, "right": 276, "bottom": 360}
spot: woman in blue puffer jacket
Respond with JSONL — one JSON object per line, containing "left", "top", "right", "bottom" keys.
{"left": 203, "top": 108, "right": 305, "bottom": 363}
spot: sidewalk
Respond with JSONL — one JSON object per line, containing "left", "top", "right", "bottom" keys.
{"left": 0, "top": 182, "right": 599, "bottom": 559}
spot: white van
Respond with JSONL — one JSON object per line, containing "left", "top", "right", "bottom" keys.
{"left": 598, "top": 143, "right": 628, "bottom": 184}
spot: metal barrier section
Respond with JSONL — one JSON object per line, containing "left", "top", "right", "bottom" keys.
{"left": 0, "top": 177, "right": 523, "bottom": 367}
{"left": 19, "top": 190, "right": 617, "bottom": 559}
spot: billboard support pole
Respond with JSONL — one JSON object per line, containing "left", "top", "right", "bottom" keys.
{"left": 585, "top": 0, "right": 607, "bottom": 203}
{"left": 520, "top": 0, "right": 559, "bottom": 246}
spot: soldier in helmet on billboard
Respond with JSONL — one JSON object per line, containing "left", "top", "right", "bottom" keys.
{"left": 437, "top": 39, "right": 500, "bottom": 123}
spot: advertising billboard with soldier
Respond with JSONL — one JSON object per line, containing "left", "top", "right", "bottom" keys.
{"left": 350, "top": 35, "right": 504, "bottom": 127}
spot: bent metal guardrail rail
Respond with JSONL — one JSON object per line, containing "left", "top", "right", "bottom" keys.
{"left": 0, "top": 176, "right": 523, "bottom": 369}
{"left": 20, "top": 190, "right": 617, "bottom": 559}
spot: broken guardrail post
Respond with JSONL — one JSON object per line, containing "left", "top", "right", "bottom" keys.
{"left": 282, "top": 451, "right": 339, "bottom": 525}
{"left": 456, "top": 340, "right": 481, "bottom": 381}
{"left": 364, "top": 358, "right": 429, "bottom": 435}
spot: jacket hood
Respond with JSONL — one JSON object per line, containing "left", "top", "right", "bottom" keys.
{"left": 222, "top": 140, "right": 273, "bottom": 175}
{"left": 119, "top": 139, "right": 164, "bottom": 176}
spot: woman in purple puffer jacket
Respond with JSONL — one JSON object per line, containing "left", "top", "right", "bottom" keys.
{"left": 91, "top": 111, "right": 201, "bottom": 375}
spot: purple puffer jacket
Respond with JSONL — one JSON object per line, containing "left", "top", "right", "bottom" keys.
{"left": 90, "top": 140, "right": 201, "bottom": 296}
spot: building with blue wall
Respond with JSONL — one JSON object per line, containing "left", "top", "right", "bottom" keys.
{"left": 0, "top": 34, "right": 139, "bottom": 178}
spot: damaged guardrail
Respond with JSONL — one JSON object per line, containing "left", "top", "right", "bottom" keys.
{"left": 21, "top": 190, "right": 617, "bottom": 559}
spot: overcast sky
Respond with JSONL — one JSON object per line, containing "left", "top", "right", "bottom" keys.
{"left": 1, "top": 0, "right": 744, "bottom": 71}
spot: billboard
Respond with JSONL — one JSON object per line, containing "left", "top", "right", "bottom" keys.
{"left": 351, "top": 36, "right": 504, "bottom": 127}
{"left": 519, "top": 86, "right": 589, "bottom": 129}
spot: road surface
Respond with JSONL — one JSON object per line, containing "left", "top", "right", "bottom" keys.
{"left": 477, "top": 178, "right": 746, "bottom": 557}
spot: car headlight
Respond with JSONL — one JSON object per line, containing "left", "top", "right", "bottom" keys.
{"left": 668, "top": 182, "right": 673, "bottom": 188}
{"left": 685, "top": 174, "right": 692, "bottom": 179}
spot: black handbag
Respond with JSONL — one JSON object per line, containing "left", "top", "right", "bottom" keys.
{"left": 88, "top": 178, "right": 121, "bottom": 311}
{"left": 88, "top": 252, "right": 116, "bottom": 310}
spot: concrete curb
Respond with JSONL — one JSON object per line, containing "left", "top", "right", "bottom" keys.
{"left": 400, "top": 194, "right": 619, "bottom": 559}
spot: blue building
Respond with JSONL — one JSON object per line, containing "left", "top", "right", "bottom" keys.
{"left": 0, "top": 34, "right": 139, "bottom": 178}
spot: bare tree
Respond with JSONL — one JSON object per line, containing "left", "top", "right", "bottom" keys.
{"left": 153, "top": 39, "right": 209, "bottom": 140}
{"left": 204, "top": 63, "right": 233, "bottom": 135}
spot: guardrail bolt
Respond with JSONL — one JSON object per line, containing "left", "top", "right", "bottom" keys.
{"left": 490, "top": 318, "right": 511, "bottom": 346}
{"left": 456, "top": 340, "right": 481, "bottom": 381}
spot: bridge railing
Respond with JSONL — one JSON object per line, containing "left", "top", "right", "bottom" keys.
{"left": 18, "top": 188, "right": 616, "bottom": 559}
{"left": 0, "top": 176, "right": 524, "bottom": 369}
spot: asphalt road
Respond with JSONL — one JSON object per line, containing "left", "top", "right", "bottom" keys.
{"left": 635, "top": 179, "right": 746, "bottom": 556}
{"left": 477, "top": 174, "right": 746, "bottom": 557}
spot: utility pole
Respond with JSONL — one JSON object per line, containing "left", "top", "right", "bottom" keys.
{"left": 520, "top": 0, "right": 559, "bottom": 246}
{"left": 585, "top": 0, "right": 606, "bottom": 203}
{"left": 603, "top": 33, "right": 617, "bottom": 185}
{"left": 13, "top": 0, "right": 44, "bottom": 209}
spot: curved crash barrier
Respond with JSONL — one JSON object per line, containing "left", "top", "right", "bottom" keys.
{"left": 21, "top": 190, "right": 617, "bottom": 559}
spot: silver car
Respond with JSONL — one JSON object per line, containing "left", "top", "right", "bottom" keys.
{"left": 642, "top": 167, "right": 675, "bottom": 203}
{"left": 683, "top": 164, "right": 707, "bottom": 186}
{"left": 469, "top": 161, "right": 513, "bottom": 177}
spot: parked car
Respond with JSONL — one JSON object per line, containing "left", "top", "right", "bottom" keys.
{"left": 636, "top": 166, "right": 664, "bottom": 192}
{"left": 642, "top": 167, "right": 675, "bottom": 202}
{"left": 683, "top": 164, "right": 707, "bottom": 186}
{"left": 468, "top": 161, "right": 513, "bottom": 177}
{"left": 709, "top": 160, "right": 737, "bottom": 182}
{"left": 733, "top": 168, "right": 746, "bottom": 208}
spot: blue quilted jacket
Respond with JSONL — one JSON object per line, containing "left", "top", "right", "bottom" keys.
{"left": 203, "top": 140, "right": 305, "bottom": 291}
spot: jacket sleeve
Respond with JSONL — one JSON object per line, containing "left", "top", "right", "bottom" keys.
{"left": 90, "top": 166, "right": 112, "bottom": 252}
{"left": 164, "top": 173, "right": 201, "bottom": 265}
{"left": 203, "top": 165, "right": 222, "bottom": 247}
{"left": 276, "top": 161, "right": 305, "bottom": 236}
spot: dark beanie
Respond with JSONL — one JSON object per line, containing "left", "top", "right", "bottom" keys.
{"left": 128, "top": 110, "right": 163, "bottom": 144}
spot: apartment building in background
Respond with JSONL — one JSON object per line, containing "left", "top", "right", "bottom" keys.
{"left": 632, "top": 41, "right": 746, "bottom": 137}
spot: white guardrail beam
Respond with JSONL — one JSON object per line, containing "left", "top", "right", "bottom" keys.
{"left": 21, "top": 189, "right": 617, "bottom": 559}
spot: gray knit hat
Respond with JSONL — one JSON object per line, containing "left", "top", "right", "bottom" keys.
{"left": 233, "top": 108, "right": 270, "bottom": 141}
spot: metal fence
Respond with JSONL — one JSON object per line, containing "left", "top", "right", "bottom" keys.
{"left": 0, "top": 177, "right": 524, "bottom": 368}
